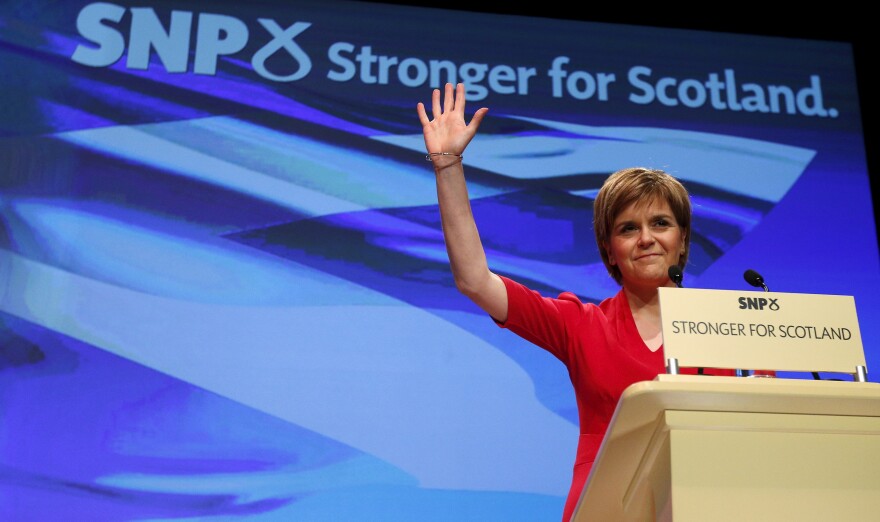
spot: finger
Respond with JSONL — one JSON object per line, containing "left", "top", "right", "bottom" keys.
{"left": 443, "top": 82, "right": 454, "bottom": 114}
{"left": 468, "top": 107, "right": 490, "bottom": 132}
{"left": 416, "top": 102, "right": 429, "bottom": 126}
{"left": 431, "top": 88, "right": 441, "bottom": 120}
{"left": 455, "top": 82, "right": 465, "bottom": 114}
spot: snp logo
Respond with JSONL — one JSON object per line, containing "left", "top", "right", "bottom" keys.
{"left": 71, "top": 2, "right": 312, "bottom": 81}
{"left": 738, "top": 296, "right": 780, "bottom": 311}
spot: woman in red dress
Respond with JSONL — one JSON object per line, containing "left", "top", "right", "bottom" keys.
{"left": 416, "top": 82, "right": 737, "bottom": 521}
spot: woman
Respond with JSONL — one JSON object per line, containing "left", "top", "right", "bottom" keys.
{"left": 416, "top": 82, "right": 735, "bottom": 522}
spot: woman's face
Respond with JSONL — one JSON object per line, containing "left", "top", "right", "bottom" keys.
{"left": 606, "top": 196, "right": 685, "bottom": 289}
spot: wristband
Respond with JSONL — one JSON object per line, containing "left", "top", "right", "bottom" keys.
{"left": 425, "top": 152, "right": 463, "bottom": 161}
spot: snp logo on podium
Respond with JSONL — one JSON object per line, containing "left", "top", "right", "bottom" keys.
{"left": 738, "top": 296, "right": 780, "bottom": 311}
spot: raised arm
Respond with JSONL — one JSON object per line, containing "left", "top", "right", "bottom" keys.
{"left": 416, "top": 83, "right": 508, "bottom": 322}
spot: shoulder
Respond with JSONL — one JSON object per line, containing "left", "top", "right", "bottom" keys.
{"left": 500, "top": 274, "right": 604, "bottom": 318}
{"left": 598, "top": 288, "right": 627, "bottom": 312}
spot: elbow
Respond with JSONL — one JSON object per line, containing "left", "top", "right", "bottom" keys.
{"left": 453, "top": 272, "right": 490, "bottom": 300}
{"left": 454, "top": 277, "right": 479, "bottom": 298}
{"left": 449, "top": 262, "right": 495, "bottom": 301}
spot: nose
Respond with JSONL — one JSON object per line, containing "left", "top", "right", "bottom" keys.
{"left": 637, "top": 227, "right": 655, "bottom": 247}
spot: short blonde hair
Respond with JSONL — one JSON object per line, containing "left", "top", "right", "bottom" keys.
{"left": 593, "top": 167, "right": 691, "bottom": 285}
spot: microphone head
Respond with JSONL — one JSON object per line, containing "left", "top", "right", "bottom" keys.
{"left": 668, "top": 265, "right": 684, "bottom": 287}
{"left": 743, "top": 269, "right": 765, "bottom": 288}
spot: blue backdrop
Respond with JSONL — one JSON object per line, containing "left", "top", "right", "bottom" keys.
{"left": 1, "top": 1, "right": 876, "bottom": 520}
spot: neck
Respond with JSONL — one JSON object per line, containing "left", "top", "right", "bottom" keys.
{"left": 623, "top": 281, "right": 673, "bottom": 352}
{"left": 622, "top": 280, "right": 672, "bottom": 308}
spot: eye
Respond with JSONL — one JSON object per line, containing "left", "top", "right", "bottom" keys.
{"left": 653, "top": 218, "right": 673, "bottom": 228}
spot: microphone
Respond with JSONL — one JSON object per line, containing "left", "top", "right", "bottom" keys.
{"left": 668, "top": 265, "right": 684, "bottom": 288}
{"left": 743, "top": 269, "right": 769, "bottom": 292}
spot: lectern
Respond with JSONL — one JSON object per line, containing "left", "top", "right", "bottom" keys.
{"left": 572, "top": 287, "right": 879, "bottom": 521}
{"left": 572, "top": 375, "right": 880, "bottom": 521}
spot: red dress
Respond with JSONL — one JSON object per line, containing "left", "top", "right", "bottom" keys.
{"left": 496, "top": 275, "right": 736, "bottom": 522}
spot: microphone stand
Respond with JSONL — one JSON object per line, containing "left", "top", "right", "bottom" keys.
{"left": 668, "top": 266, "right": 703, "bottom": 375}
{"left": 743, "top": 269, "right": 816, "bottom": 379}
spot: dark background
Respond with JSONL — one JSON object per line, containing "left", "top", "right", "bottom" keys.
{"left": 360, "top": 1, "right": 878, "bottom": 241}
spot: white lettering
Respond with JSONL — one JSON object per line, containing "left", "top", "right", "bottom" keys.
{"left": 547, "top": 56, "right": 615, "bottom": 100}
{"left": 68, "top": 4, "right": 836, "bottom": 118}
{"left": 71, "top": 2, "right": 126, "bottom": 67}
{"left": 627, "top": 66, "right": 834, "bottom": 117}
{"left": 327, "top": 45, "right": 535, "bottom": 101}
{"left": 194, "top": 14, "right": 249, "bottom": 75}
{"left": 126, "top": 8, "right": 192, "bottom": 72}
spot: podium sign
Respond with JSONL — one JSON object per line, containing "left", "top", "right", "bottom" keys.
{"left": 658, "top": 287, "right": 865, "bottom": 375}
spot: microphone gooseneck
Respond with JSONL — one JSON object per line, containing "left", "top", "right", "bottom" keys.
{"left": 740, "top": 268, "right": 767, "bottom": 377}
{"left": 744, "top": 268, "right": 820, "bottom": 380}
{"left": 668, "top": 265, "right": 684, "bottom": 288}
{"left": 666, "top": 265, "right": 702, "bottom": 374}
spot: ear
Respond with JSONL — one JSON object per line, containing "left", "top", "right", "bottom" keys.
{"left": 605, "top": 244, "right": 616, "bottom": 265}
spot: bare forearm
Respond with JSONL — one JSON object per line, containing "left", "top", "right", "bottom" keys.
{"left": 434, "top": 160, "right": 508, "bottom": 321}
{"left": 434, "top": 160, "right": 489, "bottom": 295}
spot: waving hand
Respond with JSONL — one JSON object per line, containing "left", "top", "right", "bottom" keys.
{"left": 417, "top": 82, "right": 488, "bottom": 157}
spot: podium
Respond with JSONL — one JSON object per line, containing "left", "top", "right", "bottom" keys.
{"left": 571, "top": 374, "right": 880, "bottom": 521}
